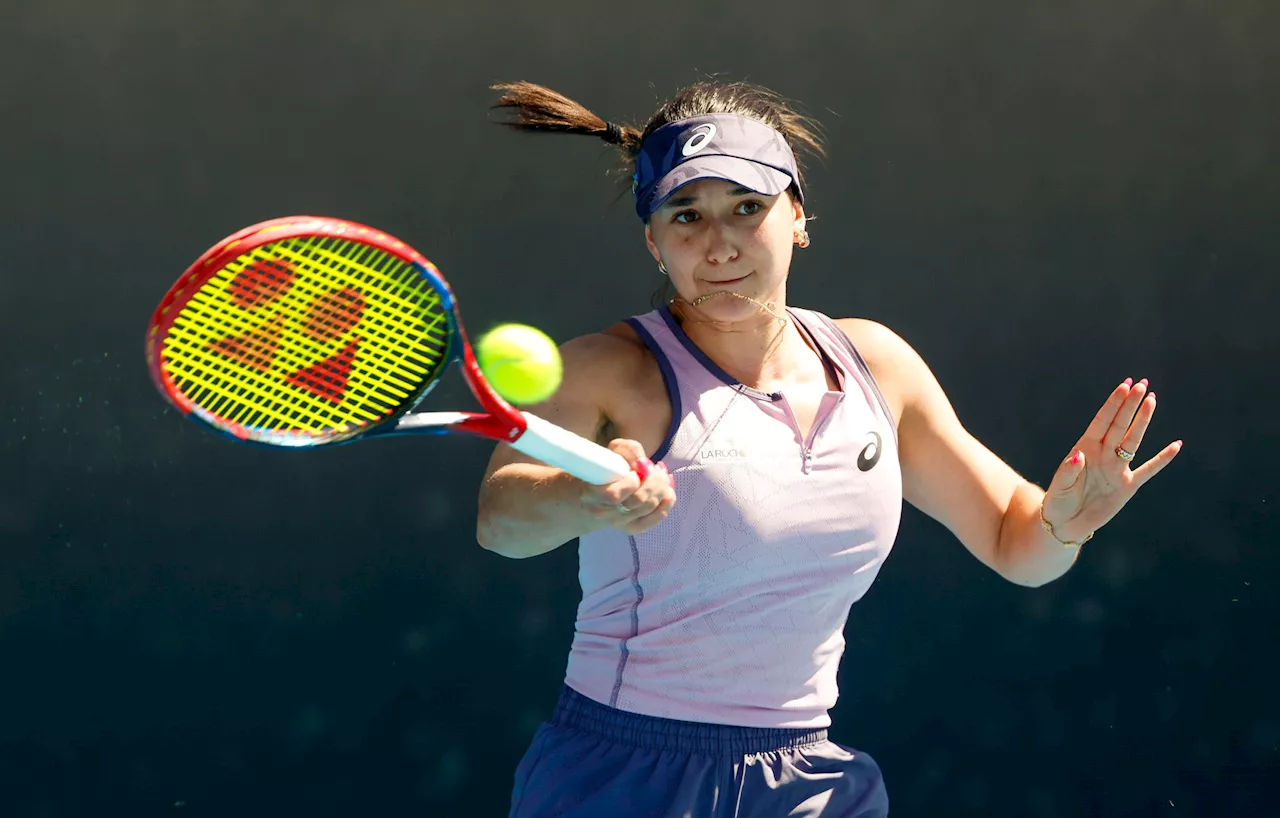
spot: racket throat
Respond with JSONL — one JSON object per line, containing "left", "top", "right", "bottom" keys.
{"left": 395, "top": 411, "right": 526, "bottom": 441}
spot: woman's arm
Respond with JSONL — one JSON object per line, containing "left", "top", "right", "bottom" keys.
{"left": 839, "top": 319, "right": 1180, "bottom": 587}
{"left": 475, "top": 332, "right": 676, "bottom": 559}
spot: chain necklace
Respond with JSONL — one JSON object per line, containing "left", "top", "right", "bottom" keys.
{"left": 668, "top": 290, "right": 789, "bottom": 326}
{"left": 668, "top": 291, "right": 791, "bottom": 376}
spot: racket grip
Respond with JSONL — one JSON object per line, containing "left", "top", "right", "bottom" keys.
{"left": 511, "top": 412, "right": 636, "bottom": 485}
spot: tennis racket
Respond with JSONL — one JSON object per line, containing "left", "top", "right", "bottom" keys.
{"left": 145, "top": 216, "right": 643, "bottom": 485}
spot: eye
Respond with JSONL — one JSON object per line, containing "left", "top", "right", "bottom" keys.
{"left": 736, "top": 200, "right": 764, "bottom": 216}
{"left": 672, "top": 210, "right": 700, "bottom": 225}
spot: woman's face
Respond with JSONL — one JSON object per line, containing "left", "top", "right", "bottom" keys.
{"left": 644, "top": 178, "right": 806, "bottom": 325}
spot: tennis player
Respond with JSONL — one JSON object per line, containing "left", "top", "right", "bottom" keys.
{"left": 476, "top": 80, "right": 1182, "bottom": 818}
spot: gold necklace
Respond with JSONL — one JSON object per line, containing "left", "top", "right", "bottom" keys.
{"left": 668, "top": 292, "right": 790, "bottom": 375}
{"left": 668, "top": 291, "right": 789, "bottom": 326}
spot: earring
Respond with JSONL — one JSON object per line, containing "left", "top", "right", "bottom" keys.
{"left": 794, "top": 230, "right": 811, "bottom": 249}
{"left": 658, "top": 260, "right": 669, "bottom": 276}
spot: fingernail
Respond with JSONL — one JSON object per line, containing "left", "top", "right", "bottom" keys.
{"left": 1138, "top": 378, "right": 1149, "bottom": 387}
{"left": 635, "top": 457, "right": 654, "bottom": 481}
{"left": 1123, "top": 378, "right": 1133, "bottom": 387}
{"left": 1149, "top": 391, "right": 1156, "bottom": 401}
{"left": 1071, "top": 451, "right": 1084, "bottom": 465}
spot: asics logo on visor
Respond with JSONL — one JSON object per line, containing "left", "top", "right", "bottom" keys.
{"left": 681, "top": 124, "right": 717, "bottom": 156}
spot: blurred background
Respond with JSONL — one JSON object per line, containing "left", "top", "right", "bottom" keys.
{"left": 1, "top": 0, "right": 1277, "bottom": 815}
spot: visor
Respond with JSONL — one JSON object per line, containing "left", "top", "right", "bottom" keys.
{"left": 633, "top": 114, "right": 803, "bottom": 220}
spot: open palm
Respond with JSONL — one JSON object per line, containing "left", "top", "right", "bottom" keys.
{"left": 1041, "top": 378, "right": 1183, "bottom": 542}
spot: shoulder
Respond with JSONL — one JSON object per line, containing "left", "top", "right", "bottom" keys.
{"left": 830, "top": 318, "right": 930, "bottom": 425}
{"left": 555, "top": 321, "right": 661, "bottom": 405}
{"left": 556, "top": 321, "right": 668, "bottom": 451}
{"left": 560, "top": 321, "right": 652, "bottom": 376}
{"left": 831, "top": 317, "right": 907, "bottom": 358}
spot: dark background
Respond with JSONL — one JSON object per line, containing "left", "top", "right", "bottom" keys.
{"left": 2, "top": 1, "right": 1277, "bottom": 816}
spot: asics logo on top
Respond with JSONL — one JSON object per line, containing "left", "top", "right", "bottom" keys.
{"left": 857, "top": 431, "right": 883, "bottom": 472}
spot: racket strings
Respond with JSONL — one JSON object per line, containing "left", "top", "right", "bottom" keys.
{"left": 176, "top": 248, "right": 412, "bottom": 419}
{"left": 161, "top": 234, "right": 451, "bottom": 439}
{"left": 172, "top": 296, "right": 433, "bottom": 429}
{"left": 204, "top": 242, "right": 437, "bottom": 388}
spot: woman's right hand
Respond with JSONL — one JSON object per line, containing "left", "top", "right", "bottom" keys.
{"left": 581, "top": 439, "right": 677, "bottom": 536}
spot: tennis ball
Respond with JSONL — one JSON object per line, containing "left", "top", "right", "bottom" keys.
{"left": 476, "top": 323, "right": 563, "bottom": 405}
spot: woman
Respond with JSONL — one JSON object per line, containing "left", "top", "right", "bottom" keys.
{"left": 475, "top": 80, "right": 1181, "bottom": 818}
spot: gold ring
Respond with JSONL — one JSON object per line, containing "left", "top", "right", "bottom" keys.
{"left": 1115, "top": 445, "right": 1136, "bottom": 462}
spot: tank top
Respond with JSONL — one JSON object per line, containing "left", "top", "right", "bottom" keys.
{"left": 564, "top": 305, "right": 903, "bottom": 729}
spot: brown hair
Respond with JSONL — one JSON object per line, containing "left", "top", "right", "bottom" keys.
{"left": 489, "top": 80, "right": 825, "bottom": 200}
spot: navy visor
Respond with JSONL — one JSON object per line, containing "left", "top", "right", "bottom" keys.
{"left": 633, "top": 114, "right": 803, "bottom": 220}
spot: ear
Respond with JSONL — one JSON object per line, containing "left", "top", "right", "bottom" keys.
{"left": 791, "top": 196, "right": 807, "bottom": 233}
{"left": 643, "top": 223, "right": 662, "bottom": 264}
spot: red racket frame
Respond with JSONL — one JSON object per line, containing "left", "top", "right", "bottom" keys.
{"left": 145, "top": 216, "right": 529, "bottom": 446}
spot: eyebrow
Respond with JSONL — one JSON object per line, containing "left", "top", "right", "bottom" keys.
{"left": 659, "top": 186, "right": 757, "bottom": 209}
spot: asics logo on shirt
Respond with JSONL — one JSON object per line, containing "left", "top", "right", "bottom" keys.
{"left": 857, "top": 431, "right": 883, "bottom": 472}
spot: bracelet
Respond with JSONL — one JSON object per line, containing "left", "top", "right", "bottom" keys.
{"left": 1039, "top": 503, "right": 1093, "bottom": 549}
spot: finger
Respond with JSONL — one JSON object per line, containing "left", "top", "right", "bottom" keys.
{"left": 619, "top": 467, "right": 676, "bottom": 518}
{"left": 1081, "top": 379, "right": 1133, "bottom": 442}
{"left": 589, "top": 499, "right": 631, "bottom": 520}
{"left": 607, "top": 438, "right": 648, "bottom": 465}
{"left": 612, "top": 491, "right": 656, "bottom": 520}
{"left": 1117, "top": 391, "right": 1158, "bottom": 457}
{"left": 615, "top": 497, "right": 657, "bottom": 528}
{"left": 642, "top": 462, "right": 672, "bottom": 492}
{"left": 1131, "top": 440, "right": 1183, "bottom": 488}
{"left": 1103, "top": 378, "right": 1149, "bottom": 450}
{"left": 623, "top": 490, "right": 677, "bottom": 534}
{"left": 624, "top": 482, "right": 668, "bottom": 517}
{"left": 588, "top": 470, "right": 642, "bottom": 508}
{"left": 1046, "top": 450, "right": 1087, "bottom": 496}
{"left": 606, "top": 439, "right": 656, "bottom": 483}
{"left": 609, "top": 483, "right": 645, "bottom": 509}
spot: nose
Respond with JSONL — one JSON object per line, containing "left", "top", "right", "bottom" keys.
{"left": 703, "top": 221, "right": 738, "bottom": 265}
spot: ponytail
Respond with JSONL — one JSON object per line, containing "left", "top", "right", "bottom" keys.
{"left": 490, "top": 81, "right": 643, "bottom": 161}
{"left": 491, "top": 79, "right": 825, "bottom": 198}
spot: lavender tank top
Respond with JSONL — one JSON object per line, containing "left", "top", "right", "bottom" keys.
{"left": 564, "top": 306, "right": 903, "bottom": 729}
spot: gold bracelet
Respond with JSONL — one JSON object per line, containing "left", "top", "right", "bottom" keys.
{"left": 1039, "top": 503, "right": 1093, "bottom": 549}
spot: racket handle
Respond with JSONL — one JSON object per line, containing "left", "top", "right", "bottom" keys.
{"left": 511, "top": 412, "right": 636, "bottom": 485}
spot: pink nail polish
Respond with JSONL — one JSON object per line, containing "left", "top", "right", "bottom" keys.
{"left": 1123, "top": 378, "right": 1133, "bottom": 387}
{"left": 635, "top": 458, "right": 653, "bottom": 481}
{"left": 1139, "top": 378, "right": 1149, "bottom": 387}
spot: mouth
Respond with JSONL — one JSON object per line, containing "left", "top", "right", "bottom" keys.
{"left": 704, "top": 273, "right": 750, "bottom": 286}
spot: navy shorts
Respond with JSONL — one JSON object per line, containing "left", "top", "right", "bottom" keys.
{"left": 509, "top": 686, "right": 890, "bottom": 818}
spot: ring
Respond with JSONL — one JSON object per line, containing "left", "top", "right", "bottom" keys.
{"left": 1114, "top": 445, "right": 1136, "bottom": 462}
{"left": 616, "top": 503, "right": 631, "bottom": 514}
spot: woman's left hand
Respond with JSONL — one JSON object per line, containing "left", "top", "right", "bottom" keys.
{"left": 1040, "top": 377, "right": 1183, "bottom": 542}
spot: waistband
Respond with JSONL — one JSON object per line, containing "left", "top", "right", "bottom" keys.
{"left": 550, "top": 685, "right": 829, "bottom": 755}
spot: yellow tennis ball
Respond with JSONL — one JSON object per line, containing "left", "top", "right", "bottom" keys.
{"left": 476, "top": 323, "right": 563, "bottom": 405}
